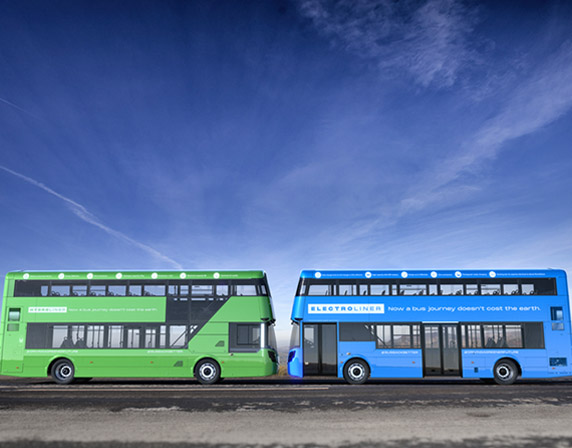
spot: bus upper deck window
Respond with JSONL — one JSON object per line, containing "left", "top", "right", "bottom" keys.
{"left": 465, "top": 283, "right": 478, "bottom": 295}
{"left": 339, "top": 283, "right": 356, "bottom": 296}
{"left": 71, "top": 285, "right": 88, "bottom": 296}
{"left": 481, "top": 284, "right": 501, "bottom": 295}
{"left": 503, "top": 283, "right": 519, "bottom": 295}
{"left": 370, "top": 284, "right": 391, "bottom": 295}
{"left": 108, "top": 284, "right": 127, "bottom": 296}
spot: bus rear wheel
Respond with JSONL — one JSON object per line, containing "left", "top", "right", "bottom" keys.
{"left": 343, "top": 359, "right": 369, "bottom": 385}
{"left": 195, "top": 359, "right": 221, "bottom": 385}
{"left": 493, "top": 359, "right": 518, "bottom": 385}
{"left": 51, "top": 359, "right": 75, "bottom": 385}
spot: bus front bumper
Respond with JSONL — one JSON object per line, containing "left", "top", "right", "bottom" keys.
{"left": 287, "top": 347, "right": 303, "bottom": 378}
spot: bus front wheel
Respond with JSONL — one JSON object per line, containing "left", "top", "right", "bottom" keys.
{"left": 51, "top": 359, "right": 75, "bottom": 385}
{"left": 343, "top": 359, "right": 370, "bottom": 385}
{"left": 195, "top": 359, "right": 221, "bottom": 385}
{"left": 493, "top": 359, "right": 519, "bottom": 385}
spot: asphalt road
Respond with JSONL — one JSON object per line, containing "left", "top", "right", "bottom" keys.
{"left": 1, "top": 376, "right": 572, "bottom": 447}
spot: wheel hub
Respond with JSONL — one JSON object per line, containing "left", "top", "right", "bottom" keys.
{"left": 349, "top": 364, "right": 365, "bottom": 381}
{"left": 200, "top": 363, "right": 216, "bottom": 380}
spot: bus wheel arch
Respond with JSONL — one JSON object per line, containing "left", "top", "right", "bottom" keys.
{"left": 49, "top": 358, "right": 76, "bottom": 385}
{"left": 343, "top": 358, "right": 370, "bottom": 385}
{"left": 194, "top": 358, "right": 222, "bottom": 385}
{"left": 493, "top": 358, "right": 520, "bottom": 385}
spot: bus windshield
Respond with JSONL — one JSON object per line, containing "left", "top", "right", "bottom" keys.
{"left": 289, "top": 321, "right": 300, "bottom": 349}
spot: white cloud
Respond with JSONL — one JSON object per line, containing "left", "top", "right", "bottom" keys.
{"left": 0, "top": 165, "right": 182, "bottom": 269}
{"left": 400, "top": 40, "right": 572, "bottom": 213}
{"left": 296, "top": 0, "right": 479, "bottom": 88}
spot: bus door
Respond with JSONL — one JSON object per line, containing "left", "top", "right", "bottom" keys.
{"left": 422, "top": 324, "right": 461, "bottom": 376}
{"left": 303, "top": 323, "right": 337, "bottom": 376}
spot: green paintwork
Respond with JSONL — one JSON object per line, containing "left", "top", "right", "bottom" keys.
{"left": 0, "top": 270, "right": 277, "bottom": 380}
{"left": 5, "top": 270, "right": 265, "bottom": 281}
{"left": 11, "top": 297, "right": 166, "bottom": 323}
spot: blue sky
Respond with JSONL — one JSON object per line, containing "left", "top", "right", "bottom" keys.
{"left": 1, "top": 0, "right": 572, "bottom": 343}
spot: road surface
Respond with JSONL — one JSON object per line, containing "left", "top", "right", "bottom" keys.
{"left": 1, "top": 377, "right": 571, "bottom": 447}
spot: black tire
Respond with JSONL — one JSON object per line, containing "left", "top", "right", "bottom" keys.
{"left": 493, "top": 359, "right": 519, "bottom": 385}
{"left": 195, "top": 359, "right": 221, "bottom": 385}
{"left": 51, "top": 359, "right": 75, "bottom": 385}
{"left": 343, "top": 359, "right": 370, "bottom": 385}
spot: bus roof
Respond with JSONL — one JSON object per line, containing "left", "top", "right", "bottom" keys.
{"left": 300, "top": 269, "right": 566, "bottom": 280}
{"left": 5, "top": 270, "right": 266, "bottom": 281}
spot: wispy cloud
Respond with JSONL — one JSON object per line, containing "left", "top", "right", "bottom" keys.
{"left": 0, "top": 96, "right": 40, "bottom": 120}
{"left": 400, "top": 40, "right": 572, "bottom": 213}
{"left": 0, "top": 165, "right": 182, "bottom": 269}
{"left": 296, "top": 0, "right": 479, "bottom": 88}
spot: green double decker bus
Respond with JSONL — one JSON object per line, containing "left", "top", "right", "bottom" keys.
{"left": 0, "top": 270, "right": 278, "bottom": 384}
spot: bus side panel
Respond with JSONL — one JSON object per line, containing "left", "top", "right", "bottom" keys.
{"left": 188, "top": 296, "right": 277, "bottom": 378}
{"left": 337, "top": 341, "right": 423, "bottom": 379}
{"left": 461, "top": 350, "right": 549, "bottom": 378}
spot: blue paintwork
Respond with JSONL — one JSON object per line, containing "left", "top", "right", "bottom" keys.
{"left": 287, "top": 347, "right": 303, "bottom": 377}
{"left": 288, "top": 269, "right": 572, "bottom": 380}
{"left": 299, "top": 269, "right": 567, "bottom": 280}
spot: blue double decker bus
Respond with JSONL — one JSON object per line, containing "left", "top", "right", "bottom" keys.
{"left": 287, "top": 269, "right": 571, "bottom": 385}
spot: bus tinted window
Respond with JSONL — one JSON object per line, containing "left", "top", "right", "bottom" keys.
{"left": 465, "top": 283, "right": 478, "bottom": 295}
{"left": 108, "top": 284, "right": 126, "bottom": 296}
{"left": 52, "top": 326, "right": 69, "bottom": 348}
{"left": 370, "top": 283, "right": 391, "bottom": 295}
{"left": 339, "top": 323, "right": 373, "bottom": 342}
{"left": 89, "top": 284, "right": 106, "bottom": 296}
{"left": 371, "top": 324, "right": 421, "bottom": 349}
{"left": 339, "top": 282, "right": 357, "bottom": 296}
{"left": 230, "top": 323, "right": 261, "bottom": 352}
{"left": 297, "top": 277, "right": 558, "bottom": 297}
{"left": 503, "top": 283, "right": 519, "bottom": 295}
{"left": 51, "top": 285, "right": 71, "bottom": 296}
{"left": 128, "top": 284, "right": 142, "bottom": 296}
{"left": 86, "top": 325, "right": 105, "bottom": 348}
{"left": 71, "top": 285, "right": 87, "bottom": 296}
{"left": 126, "top": 328, "right": 140, "bottom": 348}
{"left": 531, "top": 278, "right": 556, "bottom": 295}
{"left": 290, "top": 322, "right": 300, "bottom": 348}
{"left": 393, "top": 325, "right": 412, "bottom": 347}
{"left": 505, "top": 325, "right": 523, "bottom": 347}
{"left": 523, "top": 323, "right": 544, "bottom": 348}
{"left": 216, "top": 283, "right": 230, "bottom": 296}
{"left": 440, "top": 281, "right": 464, "bottom": 296}
{"left": 108, "top": 325, "right": 124, "bottom": 348}
{"left": 481, "top": 282, "right": 501, "bottom": 296}
{"left": 399, "top": 283, "right": 426, "bottom": 296}
{"left": 192, "top": 284, "right": 213, "bottom": 296}
{"left": 145, "top": 328, "right": 157, "bottom": 348}
{"left": 144, "top": 284, "right": 165, "bottom": 296}
{"left": 375, "top": 325, "right": 392, "bottom": 348}
{"left": 461, "top": 323, "right": 541, "bottom": 349}
{"left": 462, "top": 324, "right": 482, "bottom": 348}
{"left": 169, "top": 325, "right": 187, "bottom": 348}
{"left": 14, "top": 281, "right": 45, "bottom": 297}
{"left": 307, "top": 282, "right": 333, "bottom": 296}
